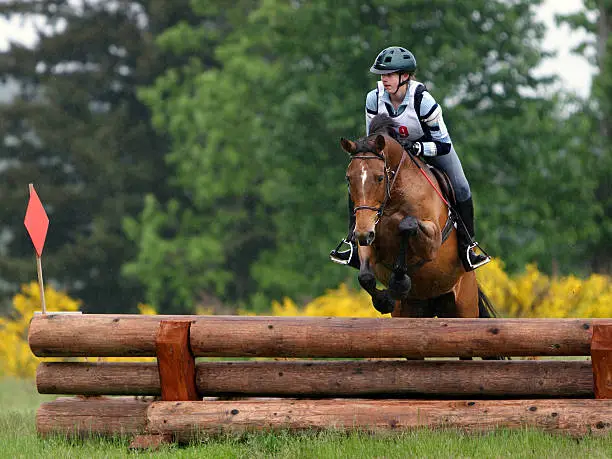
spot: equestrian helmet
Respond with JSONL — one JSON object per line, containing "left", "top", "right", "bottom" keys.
{"left": 370, "top": 46, "right": 417, "bottom": 74}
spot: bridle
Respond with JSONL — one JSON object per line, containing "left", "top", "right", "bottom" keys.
{"left": 350, "top": 148, "right": 408, "bottom": 225}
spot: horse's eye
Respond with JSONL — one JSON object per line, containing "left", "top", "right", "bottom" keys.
{"left": 377, "top": 175, "right": 384, "bottom": 182}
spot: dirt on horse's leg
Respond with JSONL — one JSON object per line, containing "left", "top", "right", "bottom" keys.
{"left": 357, "top": 245, "right": 395, "bottom": 314}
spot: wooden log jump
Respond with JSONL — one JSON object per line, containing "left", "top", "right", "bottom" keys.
{"left": 29, "top": 315, "right": 612, "bottom": 358}
{"left": 28, "top": 314, "right": 612, "bottom": 444}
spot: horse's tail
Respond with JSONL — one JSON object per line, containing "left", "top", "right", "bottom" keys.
{"left": 477, "top": 285, "right": 499, "bottom": 318}
{"left": 477, "top": 285, "right": 507, "bottom": 360}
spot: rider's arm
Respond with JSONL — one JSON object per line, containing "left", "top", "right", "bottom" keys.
{"left": 415, "top": 89, "right": 452, "bottom": 157}
{"left": 365, "top": 89, "right": 378, "bottom": 135}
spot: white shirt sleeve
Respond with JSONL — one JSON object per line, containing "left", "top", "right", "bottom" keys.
{"left": 365, "top": 89, "right": 378, "bottom": 135}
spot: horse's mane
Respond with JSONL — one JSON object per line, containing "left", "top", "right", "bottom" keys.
{"left": 368, "top": 114, "right": 398, "bottom": 137}
{"left": 353, "top": 114, "right": 399, "bottom": 154}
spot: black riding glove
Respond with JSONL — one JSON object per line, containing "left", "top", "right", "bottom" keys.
{"left": 399, "top": 138, "right": 423, "bottom": 156}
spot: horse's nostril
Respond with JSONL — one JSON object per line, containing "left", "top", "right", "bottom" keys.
{"left": 368, "top": 231, "right": 375, "bottom": 240}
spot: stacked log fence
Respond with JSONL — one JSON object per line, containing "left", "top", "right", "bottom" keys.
{"left": 28, "top": 315, "right": 612, "bottom": 446}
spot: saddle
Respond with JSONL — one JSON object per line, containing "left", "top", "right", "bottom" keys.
{"left": 428, "top": 165, "right": 456, "bottom": 208}
{"left": 426, "top": 165, "right": 456, "bottom": 243}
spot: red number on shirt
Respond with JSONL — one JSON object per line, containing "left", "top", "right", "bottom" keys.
{"left": 398, "top": 125, "right": 409, "bottom": 137}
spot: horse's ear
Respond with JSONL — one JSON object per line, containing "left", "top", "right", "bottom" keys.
{"left": 340, "top": 137, "right": 357, "bottom": 154}
{"left": 375, "top": 134, "right": 386, "bottom": 153}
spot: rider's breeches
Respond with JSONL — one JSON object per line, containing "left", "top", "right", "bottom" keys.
{"left": 425, "top": 146, "right": 471, "bottom": 202}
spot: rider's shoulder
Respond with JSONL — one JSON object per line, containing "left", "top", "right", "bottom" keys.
{"left": 365, "top": 87, "right": 379, "bottom": 110}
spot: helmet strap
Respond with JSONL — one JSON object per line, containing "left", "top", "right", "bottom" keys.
{"left": 393, "top": 73, "right": 410, "bottom": 94}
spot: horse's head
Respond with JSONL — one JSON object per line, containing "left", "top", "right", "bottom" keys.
{"left": 340, "top": 133, "right": 404, "bottom": 246}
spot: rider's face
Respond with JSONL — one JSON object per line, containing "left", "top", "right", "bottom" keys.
{"left": 381, "top": 72, "right": 406, "bottom": 93}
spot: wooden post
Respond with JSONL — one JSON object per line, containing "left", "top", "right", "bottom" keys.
{"left": 155, "top": 321, "right": 199, "bottom": 401}
{"left": 592, "top": 324, "right": 612, "bottom": 399}
{"left": 132, "top": 320, "right": 199, "bottom": 449}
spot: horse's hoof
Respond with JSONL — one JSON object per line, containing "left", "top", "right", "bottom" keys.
{"left": 399, "top": 216, "right": 419, "bottom": 235}
{"left": 372, "top": 294, "right": 395, "bottom": 314}
{"left": 388, "top": 272, "right": 412, "bottom": 300}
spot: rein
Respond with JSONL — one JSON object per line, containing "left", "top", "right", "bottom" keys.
{"left": 405, "top": 152, "right": 451, "bottom": 208}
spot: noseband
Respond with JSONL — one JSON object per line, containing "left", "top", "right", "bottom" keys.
{"left": 350, "top": 149, "right": 408, "bottom": 224}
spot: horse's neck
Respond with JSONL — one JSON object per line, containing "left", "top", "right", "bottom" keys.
{"left": 393, "top": 153, "right": 443, "bottom": 215}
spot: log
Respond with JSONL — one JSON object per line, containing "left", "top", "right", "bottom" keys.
{"left": 29, "top": 314, "right": 192, "bottom": 357}
{"left": 29, "top": 315, "right": 612, "bottom": 358}
{"left": 36, "top": 397, "right": 612, "bottom": 439}
{"left": 36, "top": 397, "right": 149, "bottom": 437}
{"left": 148, "top": 399, "right": 612, "bottom": 440}
{"left": 37, "top": 360, "right": 594, "bottom": 398}
{"left": 37, "top": 362, "right": 160, "bottom": 395}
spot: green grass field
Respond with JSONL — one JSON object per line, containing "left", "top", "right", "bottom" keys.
{"left": 1, "top": 378, "right": 611, "bottom": 458}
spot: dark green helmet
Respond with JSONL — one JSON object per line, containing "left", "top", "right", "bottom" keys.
{"left": 370, "top": 46, "right": 417, "bottom": 74}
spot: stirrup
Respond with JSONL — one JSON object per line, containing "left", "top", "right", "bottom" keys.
{"left": 330, "top": 239, "right": 354, "bottom": 265}
{"left": 465, "top": 242, "right": 491, "bottom": 270}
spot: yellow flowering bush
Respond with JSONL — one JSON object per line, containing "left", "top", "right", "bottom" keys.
{"left": 270, "top": 283, "right": 382, "bottom": 317}
{"left": 0, "top": 282, "right": 80, "bottom": 379}
{"left": 477, "top": 259, "right": 612, "bottom": 318}
{"left": 270, "top": 259, "right": 612, "bottom": 319}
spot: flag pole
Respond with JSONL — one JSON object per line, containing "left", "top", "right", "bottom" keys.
{"left": 36, "top": 254, "right": 47, "bottom": 314}
{"left": 27, "top": 183, "right": 48, "bottom": 315}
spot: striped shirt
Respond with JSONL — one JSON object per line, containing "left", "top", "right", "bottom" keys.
{"left": 365, "top": 83, "right": 452, "bottom": 156}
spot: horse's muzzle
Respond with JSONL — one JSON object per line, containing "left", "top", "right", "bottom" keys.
{"left": 355, "top": 230, "right": 375, "bottom": 246}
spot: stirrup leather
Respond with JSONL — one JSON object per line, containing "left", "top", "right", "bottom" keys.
{"left": 465, "top": 241, "right": 491, "bottom": 270}
{"left": 330, "top": 239, "right": 354, "bottom": 265}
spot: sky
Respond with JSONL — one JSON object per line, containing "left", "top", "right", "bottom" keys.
{"left": 0, "top": 0, "right": 598, "bottom": 98}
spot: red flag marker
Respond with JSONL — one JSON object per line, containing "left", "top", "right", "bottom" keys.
{"left": 24, "top": 184, "right": 49, "bottom": 313}
{"left": 24, "top": 184, "right": 49, "bottom": 257}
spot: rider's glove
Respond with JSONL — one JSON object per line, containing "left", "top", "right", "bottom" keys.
{"left": 398, "top": 138, "right": 422, "bottom": 156}
{"left": 409, "top": 141, "right": 423, "bottom": 156}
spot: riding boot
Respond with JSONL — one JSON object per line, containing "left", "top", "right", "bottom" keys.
{"left": 455, "top": 197, "right": 491, "bottom": 271}
{"left": 330, "top": 195, "right": 360, "bottom": 269}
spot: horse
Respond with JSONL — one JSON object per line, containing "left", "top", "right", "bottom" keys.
{"left": 339, "top": 114, "right": 496, "bottom": 319}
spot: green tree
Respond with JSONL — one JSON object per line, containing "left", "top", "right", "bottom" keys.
{"left": 131, "top": 0, "right": 598, "bottom": 312}
{"left": 0, "top": 0, "right": 199, "bottom": 312}
{"left": 557, "top": 1, "right": 612, "bottom": 273}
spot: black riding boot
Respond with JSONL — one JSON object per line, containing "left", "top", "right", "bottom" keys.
{"left": 455, "top": 197, "right": 491, "bottom": 271}
{"left": 329, "top": 195, "right": 360, "bottom": 270}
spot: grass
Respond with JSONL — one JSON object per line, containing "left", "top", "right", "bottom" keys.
{"left": 1, "top": 377, "right": 611, "bottom": 458}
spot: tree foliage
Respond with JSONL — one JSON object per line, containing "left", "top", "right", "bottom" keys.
{"left": 557, "top": 1, "right": 612, "bottom": 272}
{"left": 127, "top": 0, "right": 601, "bottom": 312}
{"left": 0, "top": 0, "right": 199, "bottom": 311}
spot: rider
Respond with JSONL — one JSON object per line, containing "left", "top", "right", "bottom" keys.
{"left": 330, "top": 46, "right": 490, "bottom": 272}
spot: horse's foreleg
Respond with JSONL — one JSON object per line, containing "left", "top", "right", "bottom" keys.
{"left": 357, "top": 245, "right": 395, "bottom": 314}
{"left": 408, "top": 217, "right": 442, "bottom": 261}
{"left": 389, "top": 215, "right": 440, "bottom": 300}
{"left": 387, "top": 218, "right": 414, "bottom": 300}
